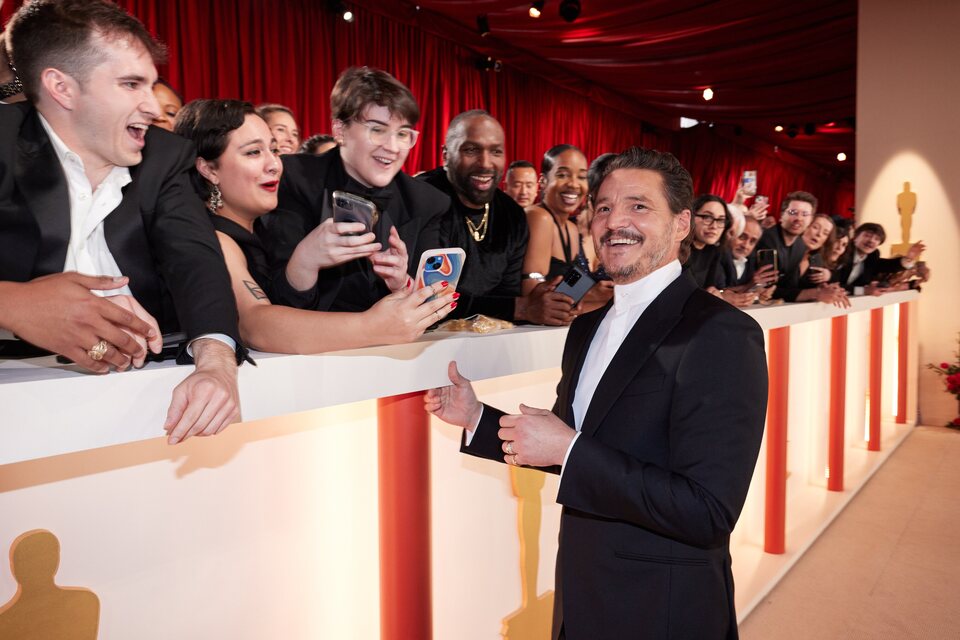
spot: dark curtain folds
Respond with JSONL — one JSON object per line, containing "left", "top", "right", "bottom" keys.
{"left": 1, "top": 0, "right": 853, "bottom": 214}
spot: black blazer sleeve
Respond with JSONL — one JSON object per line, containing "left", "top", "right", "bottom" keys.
{"left": 557, "top": 307, "right": 767, "bottom": 548}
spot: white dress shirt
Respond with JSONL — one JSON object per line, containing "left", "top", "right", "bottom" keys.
{"left": 31, "top": 115, "right": 235, "bottom": 355}
{"left": 562, "top": 260, "right": 682, "bottom": 469}
{"left": 38, "top": 114, "right": 133, "bottom": 296}
{"left": 733, "top": 256, "right": 747, "bottom": 281}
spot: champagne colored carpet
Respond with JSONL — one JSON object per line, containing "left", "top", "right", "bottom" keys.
{"left": 739, "top": 426, "right": 960, "bottom": 640}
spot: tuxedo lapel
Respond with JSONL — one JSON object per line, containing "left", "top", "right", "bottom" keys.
{"left": 556, "top": 302, "right": 610, "bottom": 426}
{"left": 579, "top": 273, "right": 697, "bottom": 438}
{"left": 15, "top": 112, "right": 70, "bottom": 276}
{"left": 104, "top": 175, "right": 156, "bottom": 305}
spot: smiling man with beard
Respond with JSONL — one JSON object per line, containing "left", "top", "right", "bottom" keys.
{"left": 417, "top": 110, "right": 576, "bottom": 325}
{"left": 427, "top": 146, "right": 768, "bottom": 640}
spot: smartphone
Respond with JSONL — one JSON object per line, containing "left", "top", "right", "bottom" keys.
{"left": 554, "top": 264, "right": 596, "bottom": 305}
{"left": 754, "top": 194, "right": 769, "bottom": 207}
{"left": 332, "top": 191, "right": 386, "bottom": 244}
{"left": 741, "top": 170, "right": 758, "bottom": 196}
{"left": 415, "top": 248, "right": 466, "bottom": 300}
{"left": 755, "top": 249, "right": 778, "bottom": 287}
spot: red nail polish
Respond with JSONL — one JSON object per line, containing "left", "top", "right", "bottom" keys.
{"left": 441, "top": 281, "right": 449, "bottom": 288}
{"left": 450, "top": 301, "right": 458, "bottom": 309}
{"left": 452, "top": 292, "right": 461, "bottom": 300}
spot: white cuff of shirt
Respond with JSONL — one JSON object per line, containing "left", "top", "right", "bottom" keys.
{"left": 186, "top": 333, "right": 236, "bottom": 357}
{"left": 853, "top": 286, "right": 865, "bottom": 296}
{"left": 463, "top": 405, "right": 484, "bottom": 447}
{"left": 558, "top": 431, "right": 582, "bottom": 482}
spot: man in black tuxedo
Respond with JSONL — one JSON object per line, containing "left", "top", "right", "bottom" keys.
{"left": 427, "top": 147, "right": 768, "bottom": 639}
{"left": 835, "top": 222, "right": 926, "bottom": 295}
{"left": 0, "top": 0, "right": 245, "bottom": 444}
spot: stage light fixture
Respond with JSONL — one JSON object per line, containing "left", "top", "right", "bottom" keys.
{"left": 786, "top": 125, "right": 799, "bottom": 138}
{"left": 702, "top": 87, "right": 714, "bottom": 101}
{"left": 679, "top": 117, "right": 699, "bottom": 129}
{"left": 342, "top": 9, "right": 354, "bottom": 22}
{"left": 477, "top": 14, "right": 491, "bottom": 37}
{"left": 774, "top": 125, "right": 784, "bottom": 132}
{"left": 559, "top": 0, "right": 580, "bottom": 22}
{"left": 475, "top": 56, "right": 502, "bottom": 72}
{"left": 803, "top": 122, "right": 816, "bottom": 136}
{"left": 837, "top": 152, "right": 847, "bottom": 162}
{"left": 529, "top": 2, "right": 544, "bottom": 18}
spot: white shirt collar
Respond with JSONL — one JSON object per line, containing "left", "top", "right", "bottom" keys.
{"left": 37, "top": 112, "right": 131, "bottom": 188}
{"left": 612, "top": 259, "right": 682, "bottom": 315}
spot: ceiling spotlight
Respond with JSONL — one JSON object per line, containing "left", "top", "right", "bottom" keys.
{"left": 774, "top": 125, "right": 784, "bottom": 132}
{"left": 559, "top": 0, "right": 581, "bottom": 22}
{"left": 837, "top": 152, "right": 847, "bottom": 162}
{"left": 328, "top": 0, "right": 353, "bottom": 22}
{"left": 529, "top": 2, "right": 544, "bottom": 18}
{"left": 477, "top": 14, "right": 491, "bottom": 37}
{"left": 803, "top": 123, "right": 816, "bottom": 136}
{"left": 475, "top": 56, "right": 502, "bottom": 72}
{"left": 679, "top": 117, "right": 699, "bottom": 129}
{"left": 342, "top": 9, "right": 354, "bottom": 22}
{"left": 702, "top": 87, "right": 714, "bottom": 101}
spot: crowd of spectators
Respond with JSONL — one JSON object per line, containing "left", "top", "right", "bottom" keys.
{"left": 0, "top": 0, "right": 930, "bottom": 443}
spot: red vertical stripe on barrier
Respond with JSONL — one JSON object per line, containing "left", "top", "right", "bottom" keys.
{"left": 896, "top": 302, "right": 910, "bottom": 424}
{"left": 378, "top": 392, "right": 432, "bottom": 640}
{"left": 764, "top": 327, "right": 790, "bottom": 554}
{"left": 828, "top": 316, "right": 847, "bottom": 491}
{"left": 868, "top": 309, "right": 883, "bottom": 451}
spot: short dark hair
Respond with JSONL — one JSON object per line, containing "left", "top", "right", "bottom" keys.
{"left": 507, "top": 160, "right": 535, "bottom": 172}
{"left": 780, "top": 190, "right": 818, "bottom": 215}
{"left": 444, "top": 109, "right": 493, "bottom": 153}
{"left": 541, "top": 144, "right": 583, "bottom": 176}
{"left": 591, "top": 146, "right": 694, "bottom": 216}
{"left": 299, "top": 134, "right": 336, "bottom": 154}
{"left": 330, "top": 66, "right": 419, "bottom": 126}
{"left": 854, "top": 222, "right": 886, "bottom": 244}
{"left": 173, "top": 99, "right": 257, "bottom": 200}
{"left": 587, "top": 152, "right": 616, "bottom": 194}
{"left": 7, "top": 0, "right": 166, "bottom": 103}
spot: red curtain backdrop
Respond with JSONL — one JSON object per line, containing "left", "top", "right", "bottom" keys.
{"left": 1, "top": 0, "right": 853, "bottom": 214}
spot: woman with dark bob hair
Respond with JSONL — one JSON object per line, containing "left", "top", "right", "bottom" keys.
{"left": 174, "top": 99, "right": 455, "bottom": 353}
{"left": 262, "top": 67, "right": 451, "bottom": 313}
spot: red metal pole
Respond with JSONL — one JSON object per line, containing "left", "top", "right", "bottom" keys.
{"left": 378, "top": 392, "right": 432, "bottom": 640}
{"left": 868, "top": 308, "right": 883, "bottom": 451}
{"left": 764, "top": 327, "right": 790, "bottom": 554}
{"left": 827, "top": 316, "right": 847, "bottom": 491}
{"left": 896, "top": 302, "right": 910, "bottom": 424}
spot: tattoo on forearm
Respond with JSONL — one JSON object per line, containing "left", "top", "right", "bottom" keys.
{"left": 243, "top": 280, "right": 267, "bottom": 300}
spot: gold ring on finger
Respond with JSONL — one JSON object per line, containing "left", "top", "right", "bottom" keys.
{"left": 512, "top": 453, "right": 520, "bottom": 466}
{"left": 505, "top": 441, "right": 514, "bottom": 455}
{"left": 88, "top": 339, "right": 108, "bottom": 361}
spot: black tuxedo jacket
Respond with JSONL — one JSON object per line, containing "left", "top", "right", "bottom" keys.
{"left": 0, "top": 103, "right": 242, "bottom": 360}
{"left": 833, "top": 250, "right": 905, "bottom": 291}
{"left": 464, "top": 272, "right": 768, "bottom": 639}
{"left": 261, "top": 148, "right": 449, "bottom": 312}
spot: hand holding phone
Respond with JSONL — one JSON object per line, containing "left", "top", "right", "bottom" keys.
{"left": 554, "top": 264, "right": 597, "bottom": 305}
{"left": 755, "top": 249, "right": 778, "bottom": 287}
{"left": 415, "top": 248, "right": 466, "bottom": 300}
{"left": 332, "top": 190, "right": 387, "bottom": 245}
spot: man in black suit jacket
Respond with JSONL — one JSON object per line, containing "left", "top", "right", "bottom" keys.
{"left": 835, "top": 222, "right": 926, "bottom": 294}
{"left": 427, "top": 147, "right": 767, "bottom": 639}
{"left": 0, "top": 0, "right": 244, "bottom": 444}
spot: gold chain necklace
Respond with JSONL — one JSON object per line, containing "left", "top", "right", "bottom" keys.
{"left": 464, "top": 203, "right": 490, "bottom": 242}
